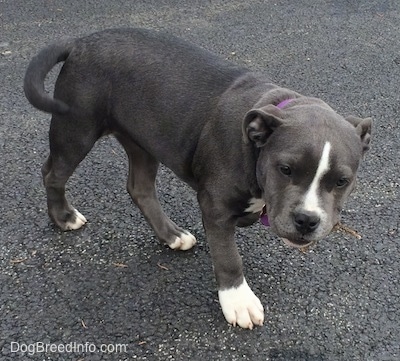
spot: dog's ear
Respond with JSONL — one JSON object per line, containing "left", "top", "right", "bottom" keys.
{"left": 346, "top": 116, "right": 372, "bottom": 154}
{"left": 242, "top": 105, "right": 283, "bottom": 147}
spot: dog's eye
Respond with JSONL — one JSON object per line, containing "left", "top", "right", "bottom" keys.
{"left": 336, "top": 177, "right": 349, "bottom": 188}
{"left": 279, "top": 165, "right": 292, "bottom": 177}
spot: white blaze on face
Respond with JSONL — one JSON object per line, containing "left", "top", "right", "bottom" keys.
{"left": 302, "top": 141, "right": 332, "bottom": 214}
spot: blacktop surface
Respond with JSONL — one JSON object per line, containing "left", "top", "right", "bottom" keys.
{"left": 1, "top": 1, "right": 399, "bottom": 360}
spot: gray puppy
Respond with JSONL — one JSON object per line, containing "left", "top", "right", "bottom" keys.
{"left": 24, "top": 28, "right": 372, "bottom": 329}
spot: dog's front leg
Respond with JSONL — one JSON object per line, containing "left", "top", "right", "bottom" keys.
{"left": 199, "top": 192, "right": 264, "bottom": 329}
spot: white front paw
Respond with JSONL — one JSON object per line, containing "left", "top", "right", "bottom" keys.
{"left": 218, "top": 278, "right": 264, "bottom": 329}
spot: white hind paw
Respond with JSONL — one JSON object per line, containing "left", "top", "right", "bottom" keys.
{"left": 64, "top": 209, "right": 87, "bottom": 230}
{"left": 169, "top": 231, "right": 197, "bottom": 251}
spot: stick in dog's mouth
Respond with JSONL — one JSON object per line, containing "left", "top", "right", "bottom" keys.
{"left": 333, "top": 222, "right": 362, "bottom": 239}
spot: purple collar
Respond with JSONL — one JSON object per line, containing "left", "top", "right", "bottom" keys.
{"left": 260, "top": 206, "right": 270, "bottom": 227}
{"left": 276, "top": 98, "right": 294, "bottom": 109}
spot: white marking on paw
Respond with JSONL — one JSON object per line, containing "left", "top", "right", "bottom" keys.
{"left": 244, "top": 198, "right": 265, "bottom": 214}
{"left": 302, "top": 141, "right": 331, "bottom": 215}
{"left": 218, "top": 278, "right": 264, "bottom": 329}
{"left": 65, "top": 209, "right": 87, "bottom": 231}
{"left": 169, "top": 231, "right": 197, "bottom": 251}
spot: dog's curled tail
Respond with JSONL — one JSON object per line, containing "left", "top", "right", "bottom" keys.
{"left": 24, "top": 40, "right": 74, "bottom": 115}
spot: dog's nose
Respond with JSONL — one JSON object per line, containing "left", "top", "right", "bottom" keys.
{"left": 294, "top": 211, "right": 320, "bottom": 234}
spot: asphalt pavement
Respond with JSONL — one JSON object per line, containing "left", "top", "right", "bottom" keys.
{"left": 1, "top": 1, "right": 399, "bottom": 360}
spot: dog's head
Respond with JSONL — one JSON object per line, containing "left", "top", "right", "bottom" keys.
{"left": 243, "top": 96, "right": 372, "bottom": 248}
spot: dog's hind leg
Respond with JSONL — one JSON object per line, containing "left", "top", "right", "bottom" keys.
{"left": 42, "top": 115, "right": 99, "bottom": 231}
{"left": 116, "top": 136, "right": 196, "bottom": 251}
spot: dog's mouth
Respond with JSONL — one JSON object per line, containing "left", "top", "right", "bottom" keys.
{"left": 281, "top": 237, "right": 315, "bottom": 249}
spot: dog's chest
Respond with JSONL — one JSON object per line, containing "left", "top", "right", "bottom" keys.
{"left": 244, "top": 197, "right": 264, "bottom": 214}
